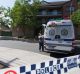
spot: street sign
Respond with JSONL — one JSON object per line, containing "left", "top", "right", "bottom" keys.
{"left": 4, "top": 70, "right": 17, "bottom": 74}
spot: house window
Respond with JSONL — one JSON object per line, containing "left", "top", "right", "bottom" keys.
{"left": 48, "top": 10, "right": 62, "bottom": 15}
{"left": 52, "top": 10, "right": 58, "bottom": 15}
{"left": 41, "top": 10, "right": 47, "bottom": 15}
{"left": 70, "top": 7, "right": 75, "bottom": 12}
{"left": 66, "top": 6, "right": 75, "bottom": 14}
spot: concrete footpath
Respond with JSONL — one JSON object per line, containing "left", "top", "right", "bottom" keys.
{"left": 0, "top": 36, "right": 38, "bottom": 43}
{"left": 0, "top": 36, "right": 80, "bottom": 44}
{"left": 0, "top": 47, "right": 55, "bottom": 67}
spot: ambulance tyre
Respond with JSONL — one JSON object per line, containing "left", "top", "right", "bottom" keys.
{"left": 50, "top": 53, "right": 54, "bottom": 57}
{"left": 71, "top": 46, "right": 80, "bottom": 55}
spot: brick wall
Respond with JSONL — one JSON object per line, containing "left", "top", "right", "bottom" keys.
{"left": 63, "top": 0, "right": 78, "bottom": 19}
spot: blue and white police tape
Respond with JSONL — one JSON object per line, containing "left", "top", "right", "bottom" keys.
{"left": 1, "top": 55, "right": 80, "bottom": 74}
{"left": 20, "top": 55, "right": 80, "bottom": 74}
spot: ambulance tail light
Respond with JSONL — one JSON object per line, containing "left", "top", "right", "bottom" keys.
{"left": 72, "top": 40, "right": 76, "bottom": 48}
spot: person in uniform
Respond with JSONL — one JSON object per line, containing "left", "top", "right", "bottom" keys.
{"left": 38, "top": 33, "right": 44, "bottom": 52}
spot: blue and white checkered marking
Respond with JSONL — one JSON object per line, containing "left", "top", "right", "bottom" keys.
{"left": 78, "top": 55, "right": 80, "bottom": 68}
{"left": 20, "top": 55, "right": 80, "bottom": 74}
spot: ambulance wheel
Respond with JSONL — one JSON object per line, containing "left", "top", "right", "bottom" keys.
{"left": 71, "top": 46, "right": 80, "bottom": 55}
{"left": 50, "top": 53, "right": 54, "bottom": 57}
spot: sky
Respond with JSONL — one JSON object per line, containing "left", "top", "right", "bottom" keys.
{"left": 0, "top": 0, "right": 69, "bottom": 8}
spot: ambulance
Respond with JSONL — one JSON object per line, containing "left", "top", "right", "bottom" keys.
{"left": 43, "top": 20, "right": 75, "bottom": 54}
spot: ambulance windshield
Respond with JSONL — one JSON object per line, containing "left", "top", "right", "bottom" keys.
{"left": 48, "top": 25, "right": 55, "bottom": 27}
{"left": 47, "top": 24, "right": 56, "bottom": 27}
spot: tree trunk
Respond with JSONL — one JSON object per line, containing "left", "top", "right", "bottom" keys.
{"left": 21, "top": 26, "right": 26, "bottom": 37}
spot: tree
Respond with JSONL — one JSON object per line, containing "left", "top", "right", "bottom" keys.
{"left": 10, "top": 0, "right": 41, "bottom": 37}
{"left": 71, "top": 9, "right": 80, "bottom": 27}
{"left": 0, "top": 6, "right": 11, "bottom": 28}
{"left": 11, "top": 0, "right": 33, "bottom": 36}
{"left": 78, "top": 1, "right": 80, "bottom": 9}
{"left": 30, "top": 0, "right": 41, "bottom": 37}
{"left": 71, "top": 9, "right": 80, "bottom": 38}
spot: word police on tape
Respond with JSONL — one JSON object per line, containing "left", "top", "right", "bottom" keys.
{"left": 1, "top": 55, "right": 79, "bottom": 74}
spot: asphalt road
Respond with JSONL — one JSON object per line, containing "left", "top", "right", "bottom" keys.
{"left": 0, "top": 40, "right": 50, "bottom": 56}
{"left": 0, "top": 40, "right": 79, "bottom": 58}
{"left": 0, "top": 40, "right": 79, "bottom": 74}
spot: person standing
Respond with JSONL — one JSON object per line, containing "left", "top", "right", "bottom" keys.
{"left": 38, "top": 33, "right": 44, "bottom": 52}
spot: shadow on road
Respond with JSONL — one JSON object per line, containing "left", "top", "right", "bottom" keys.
{"left": 50, "top": 53, "right": 76, "bottom": 58}
{"left": 0, "top": 36, "right": 39, "bottom": 43}
{"left": 49, "top": 47, "right": 80, "bottom": 58}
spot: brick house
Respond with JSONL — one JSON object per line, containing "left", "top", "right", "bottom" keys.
{"left": 37, "top": 0, "right": 78, "bottom": 24}
{"left": 13, "top": 0, "right": 78, "bottom": 38}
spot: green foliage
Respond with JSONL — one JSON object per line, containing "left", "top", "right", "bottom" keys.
{"left": 0, "top": 6, "right": 11, "bottom": 27}
{"left": 71, "top": 9, "right": 80, "bottom": 27}
{"left": 10, "top": 1, "right": 22, "bottom": 27}
{"left": 10, "top": 0, "right": 41, "bottom": 36}
{"left": 28, "top": 0, "right": 41, "bottom": 28}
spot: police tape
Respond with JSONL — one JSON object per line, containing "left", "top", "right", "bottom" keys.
{"left": 0, "top": 55, "right": 80, "bottom": 74}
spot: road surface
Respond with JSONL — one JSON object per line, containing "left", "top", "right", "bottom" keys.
{"left": 0, "top": 40, "right": 79, "bottom": 58}
{"left": 0, "top": 40, "right": 50, "bottom": 56}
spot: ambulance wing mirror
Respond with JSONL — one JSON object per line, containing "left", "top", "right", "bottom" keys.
{"left": 42, "top": 24, "right": 46, "bottom": 28}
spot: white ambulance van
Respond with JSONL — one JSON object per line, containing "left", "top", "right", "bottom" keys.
{"left": 43, "top": 20, "right": 75, "bottom": 54}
